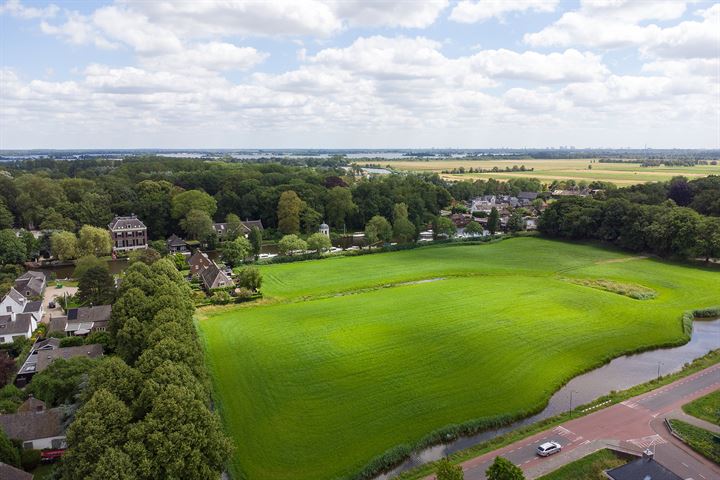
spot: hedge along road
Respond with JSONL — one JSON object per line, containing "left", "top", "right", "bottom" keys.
{"left": 197, "top": 237, "right": 720, "bottom": 480}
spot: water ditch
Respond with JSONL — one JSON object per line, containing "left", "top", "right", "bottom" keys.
{"left": 376, "top": 318, "right": 720, "bottom": 479}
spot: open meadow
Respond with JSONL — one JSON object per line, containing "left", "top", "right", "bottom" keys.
{"left": 361, "top": 158, "right": 720, "bottom": 186}
{"left": 197, "top": 238, "right": 720, "bottom": 480}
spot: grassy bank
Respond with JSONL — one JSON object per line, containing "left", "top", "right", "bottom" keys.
{"left": 668, "top": 419, "right": 720, "bottom": 464}
{"left": 682, "top": 390, "right": 720, "bottom": 426}
{"left": 536, "top": 449, "right": 629, "bottom": 480}
{"left": 198, "top": 238, "right": 720, "bottom": 480}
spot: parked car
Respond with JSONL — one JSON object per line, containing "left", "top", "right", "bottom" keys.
{"left": 536, "top": 441, "right": 561, "bottom": 457}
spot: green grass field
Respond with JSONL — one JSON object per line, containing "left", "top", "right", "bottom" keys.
{"left": 197, "top": 238, "right": 720, "bottom": 480}
{"left": 536, "top": 449, "right": 628, "bottom": 480}
{"left": 363, "top": 158, "right": 720, "bottom": 186}
{"left": 682, "top": 390, "right": 720, "bottom": 426}
{"left": 669, "top": 419, "right": 720, "bottom": 464}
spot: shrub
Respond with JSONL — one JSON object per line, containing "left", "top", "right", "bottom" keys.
{"left": 20, "top": 448, "right": 41, "bottom": 471}
{"left": 210, "top": 290, "right": 233, "bottom": 305}
{"left": 60, "top": 336, "right": 86, "bottom": 348}
{"left": 235, "top": 288, "right": 253, "bottom": 301}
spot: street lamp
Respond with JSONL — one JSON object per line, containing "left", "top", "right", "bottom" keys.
{"left": 657, "top": 361, "right": 663, "bottom": 380}
{"left": 569, "top": 390, "right": 579, "bottom": 417}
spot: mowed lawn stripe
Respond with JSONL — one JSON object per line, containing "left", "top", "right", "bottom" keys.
{"left": 199, "top": 240, "right": 719, "bottom": 480}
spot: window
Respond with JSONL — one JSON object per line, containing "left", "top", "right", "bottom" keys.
{"left": 23, "top": 441, "right": 33, "bottom": 449}
{"left": 51, "top": 438, "right": 65, "bottom": 449}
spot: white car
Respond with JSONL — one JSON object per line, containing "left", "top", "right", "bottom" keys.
{"left": 536, "top": 441, "right": 562, "bottom": 457}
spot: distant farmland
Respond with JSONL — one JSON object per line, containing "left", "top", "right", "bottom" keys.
{"left": 198, "top": 238, "right": 720, "bottom": 480}
{"left": 361, "top": 158, "right": 720, "bottom": 186}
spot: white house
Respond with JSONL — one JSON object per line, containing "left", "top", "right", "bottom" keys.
{"left": 0, "top": 288, "right": 25, "bottom": 316}
{"left": 0, "top": 408, "right": 66, "bottom": 450}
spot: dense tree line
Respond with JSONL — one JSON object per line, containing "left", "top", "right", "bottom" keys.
{"left": 60, "top": 258, "right": 231, "bottom": 479}
{"left": 607, "top": 176, "right": 720, "bottom": 217}
{"left": 539, "top": 196, "right": 720, "bottom": 260}
{"left": 0, "top": 157, "right": 451, "bottom": 241}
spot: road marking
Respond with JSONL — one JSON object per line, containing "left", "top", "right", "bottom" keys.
{"left": 628, "top": 434, "right": 666, "bottom": 449}
{"left": 682, "top": 462, "right": 689, "bottom": 468}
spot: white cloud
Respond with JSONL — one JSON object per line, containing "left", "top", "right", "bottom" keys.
{"left": 450, "top": 0, "right": 558, "bottom": 23}
{"left": 40, "top": 12, "right": 118, "bottom": 49}
{"left": 331, "top": 0, "right": 449, "bottom": 28}
{"left": 469, "top": 49, "right": 608, "bottom": 82}
{"left": 142, "top": 42, "right": 267, "bottom": 72}
{"left": 0, "top": 0, "right": 57, "bottom": 19}
{"left": 91, "top": 6, "right": 183, "bottom": 55}
{"left": 524, "top": 0, "right": 719, "bottom": 59}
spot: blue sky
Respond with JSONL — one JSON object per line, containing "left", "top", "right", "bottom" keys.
{"left": 1, "top": 0, "right": 718, "bottom": 149}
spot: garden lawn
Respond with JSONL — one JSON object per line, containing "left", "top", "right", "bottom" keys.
{"left": 198, "top": 237, "right": 720, "bottom": 480}
{"left": 682, "top": 390, "right": 720, "bottom": 426}
{"left": 536, "top": 449, "right": 628, "bottom": 480}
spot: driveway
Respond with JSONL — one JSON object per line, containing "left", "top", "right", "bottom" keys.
{"left": 41, "top": 284, "right": 77, "bottom": 324}
{"left": 424, "top": 364, "right": 720, "bottom": 480}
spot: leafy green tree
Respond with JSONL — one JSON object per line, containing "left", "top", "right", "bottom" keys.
{"left": 278, "top": 234, "right": 307, "bottom": 256}
{"left": 486, "top": 456, "right": 525, "bottom": 480}
{"left": 393, "top": 203, "right": 416, "bottom": 243}
{"left": 73, "top": 255, "right": 106, "bottom": 279}
{"left": 75, "top": 192, "right": 114, "bottom": 228}
{"left": 180, "top": 209, "right": 214, "bottom": 241}
{"left": 236, "top": 266, "right": 262, "bottom": 291}
{"left": 225, "top": 213, "right": 243, "bottom": 241}
{"left": 19, "top": 230, "right": 39, "bottom": 261}
{"left": 128, "top": 248, "right": 162, "bottom": 265}
{"left": 697, "top": 216, "right": 720, "bottom": 261}
{"left": 464, "top": 221, "right": 483, "bottom": 236}
{"left": 124, "top": 385, "right": 232, "bottom": 480}
{"left": 51, "top": 230, "right": 78, "bottom": 261}
{"left": 278, "top": 190, "right": 302, "bottom": 234}
{"left": 436, "top": 458, "right": 464, "bottom": 480}
{"left": 59, "top": 336, "right": 85, "bottom": 348}
{"left": 0, "top": 199, "right": 13, "bottom": 229}
{"left": 171, "top": 189, "right": 217, "bottom": 220}
{"left": 301, "top": 205, "right": 323, "bottom": 234}
{"left": 87, "top": 447, "right": 135, "bottom": 480}
{"left": 149, "top": 239, "right": 168, "bottom": 256}
{"left": 28, "top": 357, "right": 98, "bottom": 406}
{"left": 433, "top": 216, "right": 456, "bottom": 239}
{"left": 325, "top": 187, "right": 357, "bottom": 229}
{"left": 115, "top": 317, "right": 147, "bottom": 366}
{"left": 0, "top": 229, "right": 27, "bottom": 265}
{"left": 14, "top": 174, "right": 67, "bottom": 228}
{"left": 306, "top": 232, "right": 332, "bottom": 253}
{"left": 135, "top": 180, "right": 174, "bottom": 240}
{"left": 77, "top": 264, "right": 116, "bottom": 306}
{"left": 221, "top": 237, "right": 251, "bottom": 267}
{"left": 40, "top": 209, "right": 76, "bottom": 231}
{"left": 488, "top": 207, "right": 500, "bottom": 235}
{"left": 507, "top": 210, "right": 524, "bottom": 234}
{"left": 83, "top": 357, "right": 142, "bottom": 405}
{"left": 249, "top": 226, "right": 262, "bottom": 258}
{"left": 0, "top": 428, "right": 20, "bottom": 467}
{"left": 62, "top": 389, "right": 132, "bottom": 480}
{"left": 364, "top": 215, "right": 393, "bottom": 245}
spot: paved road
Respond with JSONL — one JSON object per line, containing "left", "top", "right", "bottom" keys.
{"left": 41, "top": 285, "right": 77, "bottom": 324}
{"left": 425, "top": 364, "right": 720, "bottom": 480}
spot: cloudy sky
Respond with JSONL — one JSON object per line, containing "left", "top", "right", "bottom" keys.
{"left": 1, "top": 0, "right": 719, "bottom": 149}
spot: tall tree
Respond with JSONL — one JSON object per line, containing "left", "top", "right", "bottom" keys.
{"left": 393, "top": 203, "right": 416, "bottom": 243}
{"left": 433, "top": 216, "right": 456, "bottom": 239}
{"left": 77, "top": 264, "right": 116, "bottom": 306}
{"left": 0, "top": 200, "right": 13, "bottom": 229}
{"left": 135, "top": 180, "right": 174, "bottom": 240}
{"left": 306, "top": 232, "right": 332, "bottom": 253}
{"left": 325, "top": 187, "right": 357, "bottom": 229}
{"left": 507, "top": 210, "right": 524, "bottom": 234}
{"left": 236, "top": 266, "right": 262, "bottom": 291}
{"left": 171, "top": 189, "right": 217, "bottom": 220}
{"left": 488, "top": 207, "right": 500, "bottom": 235}
{"left": 221, "top": 237, "right": 251, "bottom": 267}
{"left": 77, "top": 225, "right": 113, "bottom": 257}
{"left": 364, "top": 215, "right": 393, "bottom": 245}
{"left": 63, "top": 389, "right": 132, "bottom": 480}
{"left": 436, "top": 458, "right": 464, "bottom": 480}
{"left": 180, "top": 209, "right": 214, "bottom": 241}
{"left": 248, "top": 226, "right": 263, "bottom": 259}
{"left": 277, "top": 190, "right": 302, "bottom": 234}
{"left": 51, "top": 230, "right": 78, "bottom": 261}
{"left": 278, "top": 234, "right": 307, "bottom": 255}
{"left": 0, "top": 229, "right": 27, "bottom": 265}
{"left": 464, "top": 221, "right": 483, "bottom": 236}
{"left": 225, "top": 213, "right": 243, "bottom": 241}
{"left": 486, "top": 456, "right": 525, "bottom": 480}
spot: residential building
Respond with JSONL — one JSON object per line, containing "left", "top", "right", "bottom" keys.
{"left": 14, "top": 271, "right": 47, "bottom": 298}
{"left": 605, "top": 450, "right": 682, "bottom": 480}
{"left": 17, "top": 395, "right": 46, "bottom": 413}
{"left": 0, "top": 462, "right": 33, "bottom": 480}
{"left": 48, "top": 305, "right": 111, "bottom": 337}
{"left": 188, "top": 250, "right": 213, "bottom": 277}
{"left": 200, "top": 263, "right": 232, "bottom": 290}
{"left": 319, "top": 222, "right": 330, "bottom": 237}
{"left": 0, "top": 408, "right": 67, "bottom": 450}
{"left": 108, "top": 215, "right": 148, "bottom": 253}
{"left": 15, "top": 340, "right": 102, "bottom": 387}
{"left": 0, "top": 288, "right": 26, "bottom": 316}
{"left": 167, "top": 234, "right": 189, "bottom": 254}
{"left": 212, "top": 219, "right": 264, "bottom": 239}
{"left": 0, "top": 313, "right": 34, "bottom": 344}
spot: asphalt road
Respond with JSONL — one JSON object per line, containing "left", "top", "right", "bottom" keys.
{"left": 425, "top": 363, "right": 720, "bottom": 480}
